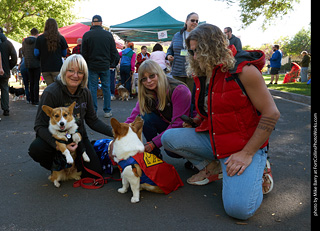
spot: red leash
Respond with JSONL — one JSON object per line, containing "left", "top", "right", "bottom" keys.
{"left": 73, "top": 158, "right": 121, "bottom": 189}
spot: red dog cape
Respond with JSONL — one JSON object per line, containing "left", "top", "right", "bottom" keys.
{"left": 132, "top": 152, "right": 184, "bottom": 194}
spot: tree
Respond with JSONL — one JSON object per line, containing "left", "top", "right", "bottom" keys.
{"left": 217, "top": 0, "right": 300, "bottom": 29}
{"left": 281, "top": 26, "right": 311, "bottom": 56}
{"left": 0, "top": 0, "right": 80, "bottom": 42}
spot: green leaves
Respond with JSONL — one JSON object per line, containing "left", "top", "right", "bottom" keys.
{"left": 0, "top": 0, "right": 80, "bottom": 42}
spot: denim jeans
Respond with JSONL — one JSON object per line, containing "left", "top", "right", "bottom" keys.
{"left": 120, "top": 65, "right": 131, "bottom": 95}
{"left": 88, "top": 69, "right": 111, "bottom": 113}
{"left": 300, "top": 67, "right": 308, "bottom": 82}
{"left": 161, "top": 128, "right": 267, "bottom": 220}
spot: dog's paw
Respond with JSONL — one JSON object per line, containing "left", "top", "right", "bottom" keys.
{"left": 82, "top": 152, "right": 90, "bottom": 162}
{"left": 65, "top": 154, "right": 74, "bottom": 164}
{"left": 54, "top": 180, "right": 61, "bottom": 188}
{"left": 72, "top": 133, "right": 81, "bottom": 144}
{"left": 118, "top": 187, "right": 128, "bottom": 194}
{"left": 74, "top": 176, "right": 81, "bottom": 180}
{"left": 131, "top": 197, "right": 139, "bottom": 203}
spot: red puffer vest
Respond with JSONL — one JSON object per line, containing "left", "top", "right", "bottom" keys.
{"left": 194, "top": 47, "right": 268, "bottom": 159}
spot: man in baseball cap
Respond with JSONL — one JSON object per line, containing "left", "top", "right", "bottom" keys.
{"left": 92, "top": 15, "right": 102, "bottom": 22}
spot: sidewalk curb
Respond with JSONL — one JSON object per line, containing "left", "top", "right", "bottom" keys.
{"left": 269, "top": 89, "right": 311, "bottom": 105}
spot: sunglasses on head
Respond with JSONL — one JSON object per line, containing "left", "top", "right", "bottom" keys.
{"left": 190, "top": 19, "right": 199, "bottom": 23}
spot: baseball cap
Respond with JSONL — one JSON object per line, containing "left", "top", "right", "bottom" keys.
{"left": 92, "top": 15, "right": 102, "bottom": 22}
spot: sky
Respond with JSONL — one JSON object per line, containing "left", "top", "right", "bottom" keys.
{"left": 73, "top": 0, "right": 311, "bottom": 47}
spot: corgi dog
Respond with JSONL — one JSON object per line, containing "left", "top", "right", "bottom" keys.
{"left": 116, "top": 83, "right": 130, "bottom": 101}
{"left": 110, "top": 116, "right": 183, "bottom": 203}
{"left": 42, "top": 101, "right": 90, "bottom": 187}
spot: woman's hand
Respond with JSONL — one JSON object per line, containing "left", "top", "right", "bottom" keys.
{"left": 144, "top": 141, "right": 155, "bottom": 153}
{"left": 67, "top": 142, "right": 78, "bottom": 152}
{"left": 224, "top": 150, "right": 253, "bottom": 176}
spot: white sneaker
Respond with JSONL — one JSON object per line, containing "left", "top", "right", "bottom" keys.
{"left": 111, "top": 95, "right": 116, "bottom": 101}
{"left": 104, "top": 112, "right": 113, "bottom": 118}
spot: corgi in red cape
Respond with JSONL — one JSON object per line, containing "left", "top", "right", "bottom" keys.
{"left": 110, "top": 116, "right": 183, "bottom": 203}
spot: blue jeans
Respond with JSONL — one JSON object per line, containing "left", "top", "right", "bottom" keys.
{"left": 300, "top": 67, "right": 308, "bottom": 82}
{"left": 88, "top": 70, "right": 111, "bottom": 113}
{"left": 120, "top": 65, "right": 131, "bottom": 95}
{"left": 161, "top": 128, "right": 267, "bottom": 220}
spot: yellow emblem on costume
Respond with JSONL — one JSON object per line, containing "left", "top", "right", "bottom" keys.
{"left": 143, "top": 152, "right": 163, "bottom": 168}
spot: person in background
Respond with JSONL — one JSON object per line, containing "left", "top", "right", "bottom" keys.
{"left": 119, "top": 42, "right": 136, "bottom": 96}
{"left": 22, "top": 28, "right": 41, "bottom": 105}
{"left": 0, "top": 31, "right": 17, "bottom": 116}
{"left": 299, "top": 51, "right": 310, "bottom": 83}
{"left": 72, "top": 38, "right": 82, "bottom": 54}
{"left": 283, "top": 62, "right": 300, "bottom": 83}
{"left": 166, "top": 12, "right": 199, "bottom": 91}
{"left": 0, "top": 27, "right": 4, "bottom": 76}
{"left": 110, "top": 52, "right": 120, "bottom": 101}
{"left": 35, "top": 18, "right": 68, "bottom": 86}
{"left": 268, "top": 44, "right": 282, "bottom": 84}
{"left": 224, "top": 27, "right": 242, "bottom": 52}
{"left": 82, "top": 15, "right": 119, "bottom": 118}
{"left": 135, "top": 45, "right": 150, "bottom": 73}
{"left": 150, "top": 43, "right": 167, "bottom": 71}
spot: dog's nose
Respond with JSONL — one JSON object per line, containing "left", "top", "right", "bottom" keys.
{"left": 60, "top": 122, "right": 65, "bottom": 127}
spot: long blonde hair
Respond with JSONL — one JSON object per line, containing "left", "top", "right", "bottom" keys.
{"left": 186, "top": 23, "right": 235, "bottom": 78}
{"left": 137, "top": 60, "right": 169, "bottom": 115}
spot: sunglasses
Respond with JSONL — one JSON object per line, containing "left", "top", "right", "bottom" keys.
{"left": 140, "top": 74, "right": 156, "bottom": 83}
{"left": 188, "top": 48, "right": 197, "bottom": 56}
{"left": 190, "top": 19, "right": 199, "bottom": 23}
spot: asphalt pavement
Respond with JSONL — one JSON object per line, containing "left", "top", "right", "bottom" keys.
{"left": 0, "top": 92, "right": 311, "bottom": 231}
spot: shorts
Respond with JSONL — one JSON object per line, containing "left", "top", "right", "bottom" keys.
{"left": 270, "top": 67, "right": 280, "bottom": 75}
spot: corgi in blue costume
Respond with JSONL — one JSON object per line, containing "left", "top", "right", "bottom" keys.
{"left": 110, "top": 116, "right": 183, "bottom": 203}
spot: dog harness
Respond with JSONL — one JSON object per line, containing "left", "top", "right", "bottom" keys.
{"left": 51, "top": 131, "right": 78, "bottom": 171}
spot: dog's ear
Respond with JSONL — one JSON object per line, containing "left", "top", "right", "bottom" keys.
{"left": 131, "top": 116, "right": 144, "bottom": 140}
{"left": 110, "top": 118, "right": 122, "bottom": 136}
{"left": 42, "top": 105, "right": 53, "bottom": 117}
{"left": 68, "top": 101, "right": 77, "bottom": 114}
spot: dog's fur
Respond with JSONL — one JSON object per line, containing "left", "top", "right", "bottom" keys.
{"left": 9, "top": 86, "right": 25, "bottom": 101}
{"left": 116, "top": 83, "right": 130, "bottom": 101}
{"left": 110, "top": 116, "right": 164, "bottom": 203}
{"left": 42, "top": 101, "right": 90, "bottom": 187}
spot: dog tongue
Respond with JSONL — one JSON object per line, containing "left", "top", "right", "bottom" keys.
{"left": 60, "top": 126, "right": 65, "bottom": 131}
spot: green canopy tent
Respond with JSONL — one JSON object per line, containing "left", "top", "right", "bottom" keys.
{"left": 110, "top": 6, "right": 185, "bottom": 42}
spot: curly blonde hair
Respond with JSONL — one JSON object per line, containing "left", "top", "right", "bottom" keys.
{"left": 186, "top": 24, "right": 235, "bottom": 78}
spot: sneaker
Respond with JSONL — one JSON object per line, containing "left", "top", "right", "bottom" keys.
{"left": 104, "top": 112, "right": 112, "bottom": 118}
{"left": 111, "top": 95, "right": 116, "bottom": 101}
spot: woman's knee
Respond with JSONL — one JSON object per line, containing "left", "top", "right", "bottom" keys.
{"left": 223, "top": 192, "right": 263, "bottom": 220}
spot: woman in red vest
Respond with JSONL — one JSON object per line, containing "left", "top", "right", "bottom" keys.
{"left": 162, "top": 24, "right": 280, "bottom": 220}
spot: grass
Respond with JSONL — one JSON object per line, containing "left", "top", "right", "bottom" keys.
{"left": 263, "top": 74, "right": 311, "bottom": 96}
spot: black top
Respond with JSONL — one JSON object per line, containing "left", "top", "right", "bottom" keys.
{"left": 81, "top": 25, "right": 119, "bottom": 71}
{"left": 35, "top": 34, "right": 68, "bottom": 72}
{"left": 34, "top": 79, "right": 113, "bottom": 149}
